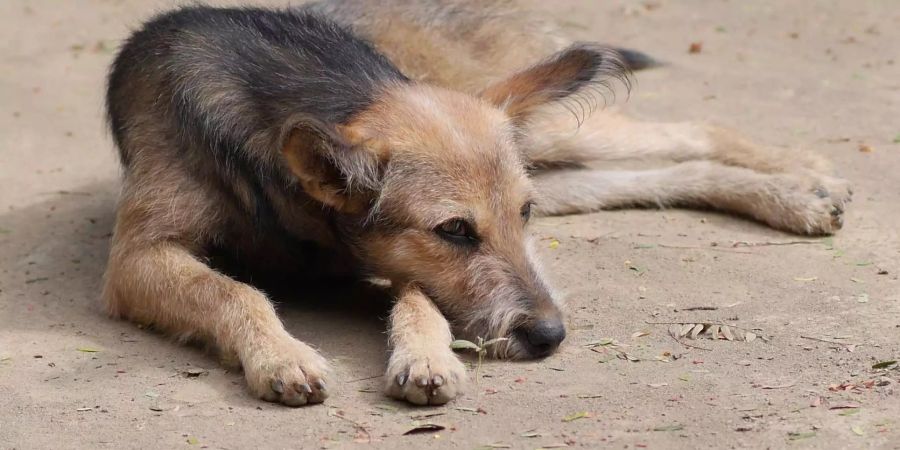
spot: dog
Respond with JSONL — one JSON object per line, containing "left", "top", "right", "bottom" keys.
{"left": 103, "top": 0, "right": 851, "bottom": 406}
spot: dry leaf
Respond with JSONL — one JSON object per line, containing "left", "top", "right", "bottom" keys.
{"left": 182, "top": 368, "right": 208, "bottom": 377}
{"left": 721, "top": 326, "right": 735, "bottom": 341}
{"left": 708, "top": 325, "right": 721, "bottom": 340}
{"left": 788, "top": 431, "right": 816, "bottom": 441}
{"left": 745, "top": 332, "right": 757, "bottom": 343}
{"left": 679, "top": 323, "right": 695, "bottom": 337}
{"left": 793, "top": 276, "right": 818, "bottom": 282}
{"left": 689, "top": 324, "right": 705, "bottom": 339}
{"left": 403, "top": 423, "right": 446, "bottom": 435}
{"left": 562, "top": 411, "right": 590, "bottom": 422}
{"left": 829, "top": 403, "right": 861, "bottom": 410}
{"left": 872, "top": 360, "right": 897, "bottom": 369}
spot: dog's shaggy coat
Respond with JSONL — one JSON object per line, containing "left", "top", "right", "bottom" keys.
{"left": 104, "top": 0, "right": 851, "bottom": 406}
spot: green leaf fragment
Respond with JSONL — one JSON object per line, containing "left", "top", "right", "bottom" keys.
{"left": 788, "top": 431, "right": 816, "bottom": 440}
{"left": 872, "top": 360, "right": 897, "bottom": 369}
{"left": 562, "top": 411, "right": 590, "bottom": 422}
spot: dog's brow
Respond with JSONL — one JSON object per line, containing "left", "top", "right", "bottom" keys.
{"left": 430, "top": 201, "right": 475, "bottom": 227}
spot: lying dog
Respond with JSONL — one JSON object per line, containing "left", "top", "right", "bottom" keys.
{"left": 104, "top": 0, "right": 851, "bottom": 406}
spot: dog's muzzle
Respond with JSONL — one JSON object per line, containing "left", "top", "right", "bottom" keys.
{"left": 513, "top": 319, "right": 566, "bottom": 358}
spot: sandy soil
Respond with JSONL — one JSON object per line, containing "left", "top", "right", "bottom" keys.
{"left": 2, "top": 1, "right": 899, "bottom": 449}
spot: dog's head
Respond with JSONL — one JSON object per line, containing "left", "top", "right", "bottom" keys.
{"left": 281, "top": 45, "right": 627, "bottom": 359}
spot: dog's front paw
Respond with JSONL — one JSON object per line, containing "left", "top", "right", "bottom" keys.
{"left": 242, "top": 335, "right": 330, "bottom": 406}
{"left": 384, "top": 346, "right": 467, "bottom": 405}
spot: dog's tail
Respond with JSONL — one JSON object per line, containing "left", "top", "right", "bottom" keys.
{"left": 612, "top": 47, "right": 662, "bottom": 71}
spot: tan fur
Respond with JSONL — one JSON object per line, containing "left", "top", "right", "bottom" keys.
{"left": 104, "top": 0, "right": 851, "bottom": 409}
{"left": 325, "top": 0, "right": 849, "bottom": 235}
{"left": 384, "top": 285, "right": 466, "bottom": 405}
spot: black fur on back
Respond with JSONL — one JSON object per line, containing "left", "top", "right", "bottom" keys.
{"left": 106, "top": 6, "right": 409, "bottom": 229}
{"left": 107, "top": 6, "right": 407, "bottom": 183}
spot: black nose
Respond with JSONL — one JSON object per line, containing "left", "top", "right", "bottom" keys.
{"left": 518, "top": 320, "right": 566, "bottom": 357}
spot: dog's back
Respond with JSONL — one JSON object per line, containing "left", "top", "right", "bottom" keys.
{"left": 309, "top": 0, "right": 569, "bottom": 93}
{"left": 107, "top": 6, "right": 405, "bottom": 177}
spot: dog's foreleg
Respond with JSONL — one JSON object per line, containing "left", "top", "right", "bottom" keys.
{"left": 104, "top": 239, "right": 330, "bottom": 406}
{"left": 525, "top": 112, "right": 833, "bottom": 174}
{"left": 532, "top": 161, "right": 850, "bottom": 235}
{"left": 384, "top": 285, "right": 467, "bottom": 405}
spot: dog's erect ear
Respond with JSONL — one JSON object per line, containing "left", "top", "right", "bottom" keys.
{"left": 479, "top": 44, "right": 629, "bottom": 124}
{"left": 280, "top": 117, "right": 382, "bottom": 214}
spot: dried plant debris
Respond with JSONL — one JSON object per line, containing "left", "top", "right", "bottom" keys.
{"left": 656, "top": 322, "right": 765, "bottom": 342}
{"left": 872, "top": 360, "right": 897, "bottom": 370}
{"left": 402, "top": 423, "right": 445, "bottom": 435}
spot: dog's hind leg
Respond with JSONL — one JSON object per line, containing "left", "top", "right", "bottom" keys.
{"left": 103, "top": 174, "right": 330, "bottom": 406}
{"left": 525, "top": 111, "right": 834, "bottom": 174}
{"left": 384, "top": 285, "right": 467, "bottom": 405}
{"left": 532, "top": 161, "right": 850, "bottom": 235}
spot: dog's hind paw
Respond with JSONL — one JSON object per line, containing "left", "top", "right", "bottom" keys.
{"left": 242, "top": 335, "right": 331, "bottom": 406}
{"left": 384, "top": 346, "right": 467, "bottom": 406}
{"left": 754, "top": 172, "right": 852, "bottom": 236}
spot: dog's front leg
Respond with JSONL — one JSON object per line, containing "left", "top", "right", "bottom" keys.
{"left": 104, "top": 240, "right": 330, "bottom": 406}
{"left": 384, "top": 285, "right": 467, "bottom": 405}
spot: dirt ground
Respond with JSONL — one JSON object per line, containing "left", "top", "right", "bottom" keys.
{"left": 2, "top": 0, "right": 899, "bottom": 449}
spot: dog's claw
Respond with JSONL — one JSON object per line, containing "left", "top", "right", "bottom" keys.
{"left": 271, "top": 379, "right": 285, "bottom": 394}
{"left": 814, "top": 187, "right": 829, "bottom": 198}
{"left": 416, "top": 377, "right": 429, "bottom": 387}
{"left": 397, "top": 374, "right": 407, "bottom": 386}
{"left": 433, "top": 375, "right": 444, "bottom": 387}
{"left": 299, "top": 383, "right": 312, "bottom": 394}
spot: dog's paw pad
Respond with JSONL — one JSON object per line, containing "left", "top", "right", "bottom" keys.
{"left": 385, "top": 349, "right": 467, "bottom": 406}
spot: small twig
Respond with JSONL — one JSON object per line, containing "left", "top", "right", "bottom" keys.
{"left": 656, "top": 244, "right": 755, "bottom": 254}
{"left": 346, "top": 374, "right": 383, "bottom": 383}
{"left": 329, "top": 410, "right": 371, "bottom": 443}
{"left": 800, "top": 335, "right": 862, "bottom": 347}
{"left": 730, "top": 240, "right": 821, "bottom": 248}
{"left": 681, "top": 306, "right": 718, "bottom": 311}
{"left": 666, "top": 330, "right": 712, "bottom": 351}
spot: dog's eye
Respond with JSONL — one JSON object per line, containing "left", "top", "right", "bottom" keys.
{"left": 521, "top": 202, "right": 533, "bottom": 222}
{"left": 435, "top": 219, "right": 478, "bottom": 245}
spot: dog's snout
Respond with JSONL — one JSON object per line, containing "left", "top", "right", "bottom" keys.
{"left": 518, "top": 320, "right": 566, "bottom": 358}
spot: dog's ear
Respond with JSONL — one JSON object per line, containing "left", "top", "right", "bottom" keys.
{"left": 479, "top": 44, "right": 629, "bottom": 124}
{"left": 280, "top": 117, "right": 382, "bottom": 214}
